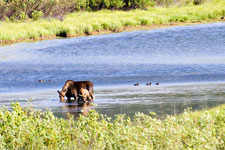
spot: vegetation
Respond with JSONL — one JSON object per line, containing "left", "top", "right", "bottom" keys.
{"left": 1, "top": 0, "right": 206, "bottom": 21}
{"left": 0, "top": 102, "right": 225, "bottom": 149}
{"left": 0, "top": 0, "right": 216, "bottom": 21}
{"left": 0, "top": 0, "right": 225, "bottom": 44}
{"left": 0, "top": 0, "right": 160, "bottom": 21}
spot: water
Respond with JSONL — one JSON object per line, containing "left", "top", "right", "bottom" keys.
{"left": 0, "top": 22, "right": 225, "bottom": 118}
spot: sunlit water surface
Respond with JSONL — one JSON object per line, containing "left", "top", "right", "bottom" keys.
{"left": 0, "top": 22, "right": 225, "bottom": 118}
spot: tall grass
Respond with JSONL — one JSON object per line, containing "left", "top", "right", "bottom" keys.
{"left": 0, "top": 102, "right": 225, "bottom": 149}
{"left": 0, "top": 0, "right": 225, "bottom": 43}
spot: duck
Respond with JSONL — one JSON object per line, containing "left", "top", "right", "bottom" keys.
{"left": 146, "top": 82, "right": 152, "bottom": 86}
{"left": 134, "top": 83, "right": 139, "bottom": 86}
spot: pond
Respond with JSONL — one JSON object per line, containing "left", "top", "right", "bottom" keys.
{"left": 0, "top": 22, "right": 225, "bottom": 118}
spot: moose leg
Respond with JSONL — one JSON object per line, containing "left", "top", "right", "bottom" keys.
{"left": 86, "top": 94, "right": 92, "bottom": 101}
{"left": 87, "top": 88, "right": 94, "bottom": 101}
{"left": 67, "top": 96, "right": 71, "bottom": 101}
{"left": 90, "top": 93, "right": 94, "bottom": 101}
{"left": 74, "top": 95, "right": 77, "bottom": 101}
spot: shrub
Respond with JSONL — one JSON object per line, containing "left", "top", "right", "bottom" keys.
{"left": 0, "top": 102, "right": 224, "bottom": 149}
{"left": 0, "top": 0, "right": 76, "bottom": 20}
{"left": 74, "top": 0, "right": 88, "bottom": 10}
{"left": 18, "top": 12, "right": 28, "bottom": 20}
{"left": 0, "top": 0, "right": 157, "bottom": 21}
{"left": 86, "top": 0, "right": 102, "bottom": 10}
{"left": 86, "top": 0, "right": 125, "bottom": 10}
{"left": 31, "top": 10, "right": 43, "bottom": 21}
{"left": 109, "top": 0, "right": 125, "bottom": 9}
{"left": 124, "top": 0, "right": 155, "bottom": 9}
{"left": 0, "top": 0, "right": 211, "bottom": 21}
{"left": 154, "top": 0, "right": 173, "bottom": 6}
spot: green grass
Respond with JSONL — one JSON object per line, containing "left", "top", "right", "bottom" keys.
{"left": 0, "top": 102, "right": 225, "bottom": 149}
{"left": 0, "top": 0, "right": 225, "bottom": 43}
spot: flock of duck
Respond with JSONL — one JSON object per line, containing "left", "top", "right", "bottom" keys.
{"left": 133, "top": 82, "right": 159, "bottom": 86}
{"left": 38, "top": 80, "right": 51, "bottom": 82}
{"left": 38, "top": 80, "right": 160, "bottom": 87}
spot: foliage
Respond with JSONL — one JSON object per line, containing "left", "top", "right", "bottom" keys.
{"left": 0, "top": 0, "right": 212, "bottom": 21}
{"left": 0, "top": 0, "right": 225, "bottom": 43}
{"left": 124, "top": 0, "right": 156, "bottom": 9}
{"left": 0, "top": 0, "right": 155, "bottom": 21}
{"left": 0, "top": 0, "right": 76, "bottom": 21}
{"left": 0, "top": 102, "right": 225, "bottom": 149}
{"left": 31, "top": 10, "right": 44, "bottom": 21}
{"left": 109, "top": 0, "right": 125, "bottom": 9}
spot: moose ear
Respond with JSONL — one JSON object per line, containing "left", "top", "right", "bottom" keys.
{"left": 57, "top": 90, "right": 61, "bottom": 95}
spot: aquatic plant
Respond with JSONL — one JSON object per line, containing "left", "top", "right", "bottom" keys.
{"left": 0, "top": 102, "right": 225, "bottom": 149}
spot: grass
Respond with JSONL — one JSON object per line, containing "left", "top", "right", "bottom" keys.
{"left": 0, "top": 102, "right": 225, "bottom": 149}
{"left": 0, "top": 0, "right": 225, "bottom": 44}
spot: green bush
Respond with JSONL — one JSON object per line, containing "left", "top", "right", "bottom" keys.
{"left": 31, "top": 10, "right": 43, "bottom": 21}
{"left": 109, "top": 0, "right": 125, "bottom": 9}
{"left": 86, "top": 0, "right": 125, "bottom": 10}
{"left": 19, "top": 12, "right": 28, "bottom": 20}
{"left": 74, "top": 0, "right": 88, "bottom": 10}
{"left": 124, "top": 0, "right": 155, "bottom": 9}
{"left": 0, "top": 0, "right": 211, "bottom": 21}
{"left": 0, "top": 102, "right": 225, "bottom": 149}
{"left": 0, "top": 0, "right": 157, "bottom": 20}
{"left": 87, "top": 0, "right": 102, "bottom": 10}
{"left": 0, "top": 0, "right": 76, "bottom": 20}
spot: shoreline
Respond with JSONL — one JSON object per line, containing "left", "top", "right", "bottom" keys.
{"left": 1, "top": 19, "right": 224, "bottom": 45}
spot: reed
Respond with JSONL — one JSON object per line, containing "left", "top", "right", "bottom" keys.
{"left": 0, "top": 102, "right": 224, "bottom": 149}
{"left": 0, "top": 0, "right": 225, "bottom": 43}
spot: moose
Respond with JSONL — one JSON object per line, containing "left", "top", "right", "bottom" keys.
{"left": 57, "top": 80, "right": 94, "bottom": 102}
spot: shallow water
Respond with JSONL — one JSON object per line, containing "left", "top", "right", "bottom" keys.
{"left": 0, "top": 22, "right": 225, "bottom": 118}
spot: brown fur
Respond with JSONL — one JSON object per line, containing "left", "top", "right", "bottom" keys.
{"left": 79, "top": 88, "right": 92, "bottom": 102}
{"left": 57, "top": 80, "right": 94, "bottom": 102}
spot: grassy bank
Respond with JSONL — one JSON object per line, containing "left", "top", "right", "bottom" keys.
{"left": 0, "top": 102, "right": 225, "bottom": 149}
{"left": 0, "top": 0, "right": 225, "bottom": 44}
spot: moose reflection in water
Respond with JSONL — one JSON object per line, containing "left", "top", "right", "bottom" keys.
{"left": 61, "top": 101, "right": 93, "bottom": 118}
{"left": 57, "top": 80, "right": 94, "bottom": 102}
